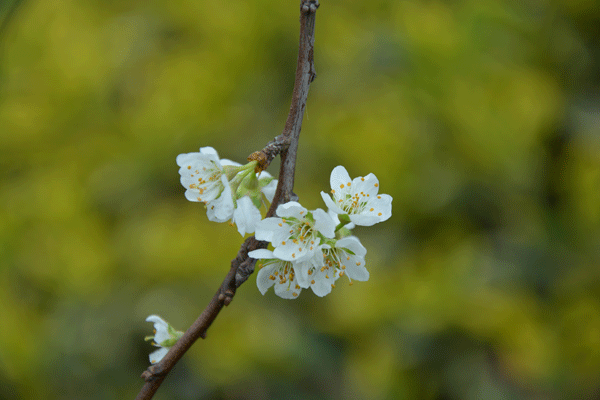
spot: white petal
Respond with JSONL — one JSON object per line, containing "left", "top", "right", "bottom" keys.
{"left": 248, "top": 249, "right": 275, "bottom": 260}
{"left": 310, "top": 275, "right": 335, "bottom": 297}
{"left": 330, "top": 166, "right": 352, "bottom": 193}
{"left": 199, "top": 146, "right": 218, "bottom": 156}
{"left": 273, "top": 240, "right": 310, "bottom": 262}
{"left": 348, "top": 214, "right": 380, "bottom": 227}
{"left": 206, "top": 176, "right": 234, "bottom": 222}
{"left": 149, "top": 347, "right": 170, "bottom": 364}
{"left": 220, "top": 158, "right": 242, "bottom": 167}
{"left": 273, "top": 280, "right": 301, "bottom": 299}
{"left": 336, "top": 236, "right": 366, "bottom": 257}
{"left": 312, "top": 208, "right": 336, "bottom": 238}
{"left": 295, "top": 253, "right": 321, "bottom": 288}
{"left": 294, "top": 264, "right": 311, "bottom": 288}
{"left": 184, "top": 189, "right": 202, "bottom": 202}
{"left": 355, "top": 173, "right": 380, "bottom": 197}
{"left": 233, "top": 196, "right": 262, "bottom": 236}
{"left": 370, "top": 193, "right": 393, "bottom": 222}
{"left": 275, "top": 201, "right": 307, "bottom": 218}
{"left": 255, "top": 218, "right": 282, "bottom": 241}
{"left": 321, "top": 191, "right": 343, "bottom": 214}
{"left": 176, "top": 152, "right": 199, "bottom": 167}
{"left": 336, "top": 237, "right": 369, "bottom": 281}
{"left": 261, "top": 179, "right": 278, "bottom": 203}
{"left": 146, "top": 315, "right": 168, "bottom": 325}
{"left": 256, "top": 264, "right": 276, "bottom": 295}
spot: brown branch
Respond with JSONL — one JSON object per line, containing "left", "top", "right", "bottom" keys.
{"left": 135, "top": 1, "right": 319, "bottom": 399}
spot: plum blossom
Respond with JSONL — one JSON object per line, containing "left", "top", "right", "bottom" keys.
{"left": 177, "top": 147, "right": 234, "bottom": 223}
{"left": 144, "top": 315, "right": 184, "bottom": 364}
{"left": 249, "top": 249, "right": 308, "bottom": 299}
{"left": 321, "top": 166, "right": 392, "bottom": 226}
{"left": 296, "top": 236, "right": 368, "bottom": 296}
{"left": 254, "top": 201, "right": 336, "bottom": 262}
{"left": 177, "top": 147, "right": 278, "bottom": 235}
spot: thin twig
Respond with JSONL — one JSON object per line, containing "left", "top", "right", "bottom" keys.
{"left": 135, "top": 1, "right": 319, "bottom": 399}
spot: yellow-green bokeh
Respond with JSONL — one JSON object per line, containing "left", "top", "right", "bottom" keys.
{"left": 1, "top": 0, "right": 599, "bottom": 399}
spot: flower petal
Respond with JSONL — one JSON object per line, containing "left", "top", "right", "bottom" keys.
{"left": 233, "top": 196, "right": 261, "bottom": 236}
{"left": 275, "top": 201, "right": 307, "bottom": 218}
{"left": 255, "top": 218, "right": 283, "bottom": 242}
{"left": 312, "top": 208, "right": 336, "bottom": 238}
{"left": 261, "top": 179, "right": 278, "bottom": 203}
{"left": 321, "top": 191, "right": 343, "bottom": 214}
{"left": 206, "top": 176, "right": 234, "bottom": 222}
{"left": 248, "top": 249, "right": 275, "bottom": 259}
{"left": 329, "top": 166, "right": 352, "bottom": 193}
{"left": 256, "top": 264, "right": 276, "bottom": 295}
{"left": 149, "top": 347, "right": 169, "bottom": 364}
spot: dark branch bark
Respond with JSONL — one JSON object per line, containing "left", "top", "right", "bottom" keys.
{"left": 135, "top": 1, "right": 319, "bottom": 399}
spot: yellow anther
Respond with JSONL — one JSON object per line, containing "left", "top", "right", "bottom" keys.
{"left": 187, "top": 165, "right": 191, "bottom": 169}
{"left": 378, "top": 212, "right": 382, "bottom": 216}
{"left": 374, "top": 183, "right": 379, "bottom": 187}
{"left": 340, "top": 184, "right": 345, "bottom": 189}
{"left": 311, "top": 280, "right": 315, "bottom": 284}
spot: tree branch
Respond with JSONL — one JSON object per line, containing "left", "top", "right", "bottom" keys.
{"left": 135, "top": 1, "right": 319, "bottom": 399}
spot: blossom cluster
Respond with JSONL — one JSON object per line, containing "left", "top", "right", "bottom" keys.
{"left": 176, "top": 149, "right": 391, "bottom": 299}
{"left": 144, "top": 149, "right": 392, "bottom": 364}
{"left": 249, "top": 165, "right": 392, "bottom": 298}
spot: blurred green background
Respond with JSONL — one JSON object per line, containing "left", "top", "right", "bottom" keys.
{"left": 1, "top": 0, "right": 599, "bottom": 398}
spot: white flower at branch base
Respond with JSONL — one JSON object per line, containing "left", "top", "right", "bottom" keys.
{"left": 255, "top": 201, "right": 336, "bottom": 262}
{"left": 321, "top": 165, "right": 392, "bottom": 227}
{"left": 177, "top": 147, "right": 235, "bottom": 222}
{"left": 144, "top": 315, "right": 184, "bottom": 365}
{"left": 177, "top": 146, "right": 278, "bottom": 236}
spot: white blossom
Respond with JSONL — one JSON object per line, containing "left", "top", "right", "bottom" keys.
{"left": 177, "top": 147, "right": 278, "bottom": 235}
{"left": 296, "top": 236, "right": 368, "bottom": 296}
{"left": 232, "top": 196, "right": 262, "bottom": 236}
{"left": 321, "top": 165, "right": 392, "bottom": 226}
{"left": 177, "top": 147, "right": 234, "bottom": 222}
{"left": 255, "top": 201, "right": 335, "bottom": 262}
{"left": 249, "top": 249, "right": 306, "bottom": 299}
{"left": 144, "top": 315, "right": 184, "bottom": 364}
